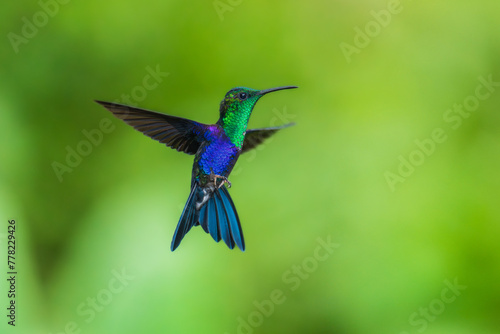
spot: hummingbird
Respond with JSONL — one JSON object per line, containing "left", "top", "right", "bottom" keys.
{"left": 96, "top": 85, "right": 297, "bottom": 251}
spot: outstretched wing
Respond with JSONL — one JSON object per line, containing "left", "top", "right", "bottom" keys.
{"left": 241, "top": 123, "right": 295, "bottom": 154}
{"left": 96, "top": 101, "right": 207, "bottom": 155}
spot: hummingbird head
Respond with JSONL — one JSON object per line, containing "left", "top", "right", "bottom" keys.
{"left": 217, "top": 86, "right": 297, "bottom": 147}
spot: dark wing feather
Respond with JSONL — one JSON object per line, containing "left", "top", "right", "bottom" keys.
{"left": 241, "top": 123, "right": 295, "bottom": 154}
{"left": 95, "top": 100, "right": 207, "bottom": 155}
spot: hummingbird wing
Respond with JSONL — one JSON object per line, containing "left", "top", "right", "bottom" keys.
{"left": 241, "top": 123, "right": 295, "bottom": 154}
{"left": 96, "top": 101, "right": 206, "bottom": 155}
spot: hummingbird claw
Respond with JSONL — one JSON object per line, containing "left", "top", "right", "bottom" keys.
{"left": 209, "top": 170, "right": 231, "bottom": 189}
{"left": 223, "top": 179, "right": 232, "bottom": 189}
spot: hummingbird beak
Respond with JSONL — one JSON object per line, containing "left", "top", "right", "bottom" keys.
{"left": 258, "top": 86, "right": 298, "bottom": 96}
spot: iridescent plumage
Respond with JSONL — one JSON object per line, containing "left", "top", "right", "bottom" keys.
{"left": 96, "top": 85, "right": 297, "bottom": 251}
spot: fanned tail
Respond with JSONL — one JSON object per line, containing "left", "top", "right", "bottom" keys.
{"left": 171, "top": 185, "right": 245, "bottom": 251}
{"left": 200, "top": 186, "right": 245, "bottom": 251}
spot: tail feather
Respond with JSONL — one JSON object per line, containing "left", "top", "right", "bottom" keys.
{"left": 171, "top": 185, "right": 199, "bottom": 251}
{"left": 198, "top": 204, "right": 208, "bottom": 233}
{"left": 170, "top": 184, "right": 245, "bottom": 251}
{"left": 206, "top": 197, "right": 221, "bottom": 242}
{"left": 214, "top": 190, "right": 234, "bottom": 249}
{"left": 220, "top": 186, "right": 244, "bottom": 250}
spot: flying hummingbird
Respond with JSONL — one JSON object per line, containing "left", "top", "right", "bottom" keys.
{"left": 96, "top": 85, "right": 297, "bottom": 251}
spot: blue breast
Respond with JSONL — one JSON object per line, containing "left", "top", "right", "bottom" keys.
{"left": 198, "top": 126, "right": 239, "bottom": 176}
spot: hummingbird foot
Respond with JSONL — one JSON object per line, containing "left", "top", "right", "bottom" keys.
{"left": 209, "top": 170, "right": 231, "bottom": 189}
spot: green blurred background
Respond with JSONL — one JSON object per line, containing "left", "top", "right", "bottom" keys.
{"left": 1, "top": 0, "right": 500, "bottom": 333}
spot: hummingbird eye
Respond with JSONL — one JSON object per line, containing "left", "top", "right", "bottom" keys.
{"left": 238, "top": 92, "right": 248, "bottom": 100}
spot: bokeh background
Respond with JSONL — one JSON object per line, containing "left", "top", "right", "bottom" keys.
{"left": 2, "top": 1, "right": 500, "bottom": 333}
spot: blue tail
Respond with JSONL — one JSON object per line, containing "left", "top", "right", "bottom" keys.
{"left": 170, "top": 184, "right": 245, "bottom": 251}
